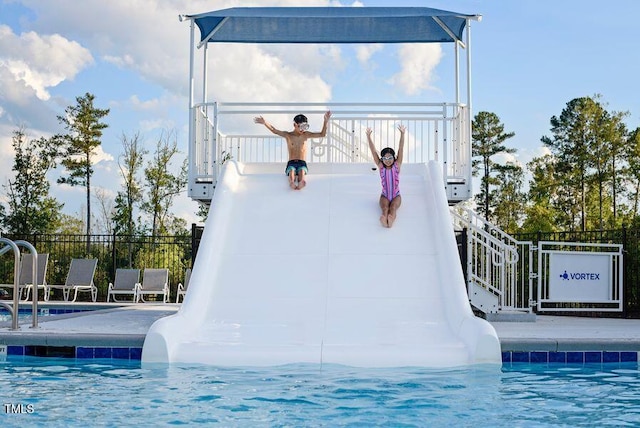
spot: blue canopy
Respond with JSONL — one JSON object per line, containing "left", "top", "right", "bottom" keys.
{"left": 187, "top": 7, "right": 480, "bottom": 45}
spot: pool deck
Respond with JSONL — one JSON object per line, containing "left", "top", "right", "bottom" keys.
{"left": 2, "top": 304, "right": 640, "bottom": 355}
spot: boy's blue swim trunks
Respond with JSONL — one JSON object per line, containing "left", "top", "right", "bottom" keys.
{"left": 285, "top": 159, "right": 308, "bottom": 175}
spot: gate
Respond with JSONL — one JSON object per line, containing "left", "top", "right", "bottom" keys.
{"left": 536, "top": 241, "right": 623, "bottom": 312}
{"left": 454, "top": 210, "right": 625, "bottom": 315}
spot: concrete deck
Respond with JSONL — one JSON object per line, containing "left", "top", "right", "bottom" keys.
{"left": 0, "top": 304, "right": 179, "bottom": 347}
{"left": 2, "top": 305, "right": 640, "bottom": 352}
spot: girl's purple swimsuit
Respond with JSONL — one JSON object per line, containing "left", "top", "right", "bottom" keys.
{"left": 379, "top": 162, "right": 400, "bottom": 201}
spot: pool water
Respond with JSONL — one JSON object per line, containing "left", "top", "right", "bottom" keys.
{"left": 0, "top": 308, "right": 93, "bottom": 324}
{"left": 0, "top": 313, "right": 39, "bottom": 323}
{"left": 1, "top": 358, "right": 640, "bottom": 426}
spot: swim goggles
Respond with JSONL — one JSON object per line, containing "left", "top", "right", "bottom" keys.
{"left": 298, "top": 122, "right": 309, "bottom": 131}
{"left": 382, "top": 155, "right": 394, "bottom": 161}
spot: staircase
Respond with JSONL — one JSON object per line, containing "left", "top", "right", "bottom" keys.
{"left": 451, "top": 208, "right": 535, "bottom": 320}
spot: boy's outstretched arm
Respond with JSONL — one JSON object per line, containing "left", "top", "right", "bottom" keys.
{"left": 254, "top": 116, "right": 287, "bottom": 137}
{"left": 308, "top": 110, "right": 332, "bottom": 138}
{"left": 396, "top": 124, "right": 406, "bottom": 167}
{"left": 366, "top": 128, "right": 381, "bottom": 165}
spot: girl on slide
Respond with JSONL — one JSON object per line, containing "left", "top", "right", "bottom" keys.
{"left": 366, "top": 124, "right": 406, "bottom": 228}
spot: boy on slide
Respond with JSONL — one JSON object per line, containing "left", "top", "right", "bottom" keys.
{"left": 254, "top": 111, "right": 331, "bottom": 190}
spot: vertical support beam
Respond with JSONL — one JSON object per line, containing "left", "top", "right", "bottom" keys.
{"left": 465, "top": 18, "right": 474, "bottom": 198}
{"left": 465, "top": 19, "right": 473, "bottom": 119}
{"left": 187, "top": 18, "right": 196, "bottom": 197}
{"left": 212, "top": 102, "right": 219, "bottom": 180}
{"left": 454, "top": 40, "right": 460, "bottom": 104}
{"left": 203, "top": 43, "right": 209, "bottom": 104}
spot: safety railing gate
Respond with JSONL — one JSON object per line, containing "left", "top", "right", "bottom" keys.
{"left": 536, "top": 241, "right": 623, "bottom": 312}
{"left": 452, "top": 208, "right": 535, "bottom": 314}
{"left": 452, "top": 209, "right": 625, "bottom": 314}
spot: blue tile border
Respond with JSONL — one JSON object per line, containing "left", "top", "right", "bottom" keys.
{"left": 502, "top": 351, "right": 638, "bottom": 364}
{"left": 6, "top": 345, "right": 143, "bottom": 360}
{"left": 8, "top": 346, "right": 640, "bottom": 364}
{"left": 1, "top": 308, "right": 95, "bottom": 316}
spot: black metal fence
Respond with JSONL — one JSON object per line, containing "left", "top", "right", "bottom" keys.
{"left": 7, "top": 223, "right": 639, "bottom": 316}
{"left": 0, "top": 224, "right": 204, "bottom": 302}
{"left": 513, "top": 227, "right": 640, "bottom": 318}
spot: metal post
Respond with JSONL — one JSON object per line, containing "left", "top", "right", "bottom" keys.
{"left": 465, "top": 18, "right": 474, "bottom": 199}
{"left": 15, "top": 241, "right": 38, "bottom": 328}
{"left": 0, "top": 238, "right": 20, "bottom": 330}
{"left": 187, "top": 17, "right": 196, "bottom": 196}
{"left": 454, "top": 40, "right": 460, "bottom": 104}
{"left": 203, "top": 42, "right": 208, "bottom": 104}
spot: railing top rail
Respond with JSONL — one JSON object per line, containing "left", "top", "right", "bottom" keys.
{"left": 538, "top": 241, "right": 623, "bottom": 251}
{"left": 201, "top": 101, "right": 466, "bottom": 108}
{"left": 195, "top": 102, "right": 466, "bottom": 118}
{"left": 215, "top": 110, "right": 451, "bottom": 116}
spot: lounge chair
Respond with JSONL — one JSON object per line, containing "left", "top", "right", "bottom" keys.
{"left": 136, "top": 268, "right": 170, "bottom": 303}
{"left": 47, "top": 258, "right": 98, "bottom": 302}
{"left": 176, "top": 268, "right": 191, "bottom": 303}
{"left": 106, "top": 268, "right": 140, "bottom": 302}
{"left": 21, "top": 253, "right": 49, "bottom": 302}
{"left": 0, "top": 253, "right": 49, "bottom": 301}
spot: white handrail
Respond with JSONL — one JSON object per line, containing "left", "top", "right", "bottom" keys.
{"left": 0, "top": 239, "right": 39, "bottom": 329}
{"left": 451, "top": 208, "right": 533, "bottom": 313}
{"left": 187, "top": 102, "right": 472, "bottom": 204}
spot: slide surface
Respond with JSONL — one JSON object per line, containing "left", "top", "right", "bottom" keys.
{"left": 142, "top": 161, "right": 501, "bottom": 367}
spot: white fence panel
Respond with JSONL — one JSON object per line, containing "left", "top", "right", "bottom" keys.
{"left": 537, "top": 241, "right": 623, "bottom": 312}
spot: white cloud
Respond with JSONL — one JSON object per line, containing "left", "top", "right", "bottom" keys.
{"left": 355, "top": 44, "right": 383, "bottom": 67}
{"left": 93, "top": 144, "right": 115, "bottom": 164}
{"left": 388, "top": 43, "right": 443, "bottom": 96}
{"left": 15, "top": 0, "right": 343, "bottom": 98}
{"left": 0, "top": 25, "right": 93, "bottom": 101}
{"left": 208, "top": 44, "right": 332, "bottom": 103}
{"left": 140, "top": 119, "right": 170, "bottom": 133}
{"left": 127, "top": 95, "right": 163, "bottom": 111}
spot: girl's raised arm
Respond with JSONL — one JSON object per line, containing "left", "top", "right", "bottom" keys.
{"left": 366, "top": 128, "right": 380, "bottom": 165}
{"left": 396, "top": 124, "right": 406, "bottom": 168}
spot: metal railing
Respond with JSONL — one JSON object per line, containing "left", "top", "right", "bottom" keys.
{"left": 188, "top": 102, "right": 471, "bottom": 203}
{"left": 0, "top": 238, "right": 38, "bottom": 330}
{"left": 451, "top": 208, "right": 534, "bottom": 313}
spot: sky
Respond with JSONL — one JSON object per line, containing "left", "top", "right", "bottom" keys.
{"left": 1, "top": 0, "right": 639, "bottom": 230}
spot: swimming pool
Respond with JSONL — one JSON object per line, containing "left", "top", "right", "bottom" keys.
{"left": 1, "top": 358, "right": 639, "bottom": 426}
{"left": 0, "top": 305, "right": 116, "bottom": 324}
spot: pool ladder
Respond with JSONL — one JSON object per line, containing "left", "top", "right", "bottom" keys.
{"left": 0, "top": 238, "right": 39, "bottom": 330}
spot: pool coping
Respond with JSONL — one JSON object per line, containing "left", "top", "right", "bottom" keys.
{"left": 3, "top": 308, "right": 640, "bottom": 362}
{"left": 500, "top": 338, "right": 640, "bottom": 352}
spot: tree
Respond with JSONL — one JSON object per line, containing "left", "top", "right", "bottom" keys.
{"left": 56, "top": 92, "right": 109, "bottom": 249}
{"left": 472, "top": 111, "right": 516, "bottom": 222}
{"left": 541, "top": 95, "right": 625, "bottom": 231}
{"left": 141, "top": 131, "right": 188, "bottom": 236}
{"left": 521, "top": 154, "right": 562, "bottom": 233}
{"left": 490, "top": 163, "right": 526, "bottom": 233}
{"left": 94, "top": 187, "right": 115, "bottom": 235}
{"left": 112, "top": 132, "right": 147, "bottom": 236}
{"left": 625, "top": 127, "right": 640, "bottom": 218}
{"left": 603, "top": 110, "right": 629, "bottom": 228}
{"left": 1, "top": 127, "right": 63, "bottom": 235}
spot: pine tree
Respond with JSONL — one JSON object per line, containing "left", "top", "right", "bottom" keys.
{"left": 56, "top": 92, "right": 109, "bottom": 252}
{"left": 471, "top": 111, "right": 516, "bottom": 222}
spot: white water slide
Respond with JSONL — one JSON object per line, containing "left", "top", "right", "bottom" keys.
{"left": 142, "top": 161, "right": 501, "bottom": 367}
